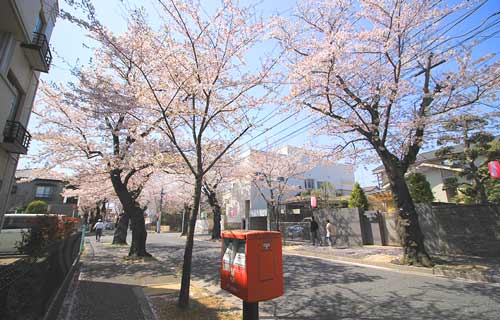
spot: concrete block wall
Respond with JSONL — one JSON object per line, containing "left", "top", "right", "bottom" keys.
{"left": 313, "top": 208, "right": 363, "bottom": 247}
{"left": 417, "top": 203, "right": 500, "bottom": 257}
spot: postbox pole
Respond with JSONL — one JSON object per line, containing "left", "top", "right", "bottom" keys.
{"left": 243, "top": 301, "right": 259, "bottom": 320}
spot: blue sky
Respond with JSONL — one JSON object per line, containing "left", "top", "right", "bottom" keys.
{"left": 25, "top": 0, "right": 500, "bottom": 187}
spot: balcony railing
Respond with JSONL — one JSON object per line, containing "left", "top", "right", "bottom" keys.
{"left": 2, "top": 121, "right": 31, "bottom": 154}
{"left": 21, "top": 32, "right": 52, "bottom": 72}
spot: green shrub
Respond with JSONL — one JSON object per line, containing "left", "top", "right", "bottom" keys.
{"left": 348, "top": 183, "right": 369, "bottom": 210}
{"left": 26, "top": 200, "right": 48, "bottom": 214}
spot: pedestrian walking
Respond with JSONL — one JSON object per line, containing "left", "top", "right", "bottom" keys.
{"left": 326, "top": 219, "right": 336, "bottom": 247}
{"left": 93, "top": 219, "right": 105, "bottom": 242}
{"left": 310, "top": 216, "right": 321, "bottom": 246}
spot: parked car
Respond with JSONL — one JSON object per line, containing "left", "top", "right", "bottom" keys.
{"left": 286, "top": 225, "right": 305, "bottom": 239}
{"left": 0, "top": 214, "right": 64, "bottom": 254}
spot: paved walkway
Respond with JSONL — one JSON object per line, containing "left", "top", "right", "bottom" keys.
{"left": 57, "top": 232, "right": 239, "bottom": 320}
{"left": 57, "top": 234, "right": 176, "bottom": 320}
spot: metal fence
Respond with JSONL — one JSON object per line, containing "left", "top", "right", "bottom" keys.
{"left": 0, "top": 231, "right": 82, "bottom": 320}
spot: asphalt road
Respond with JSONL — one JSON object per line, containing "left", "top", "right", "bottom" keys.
{"left": 141, "top": 233, "right": 500, "bottom": 320}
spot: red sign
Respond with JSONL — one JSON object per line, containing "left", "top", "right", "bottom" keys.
{"left": 488, "top": 161, "right": 500, "bottom": 179}
{"left": 230, "top": 209, "right": 237, "bottom": 217}
{"left": 311, "top": 196, "right": 317, "bottom": 208}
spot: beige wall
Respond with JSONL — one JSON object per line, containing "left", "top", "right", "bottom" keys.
{"left": 0, "top": 0, "right": 58, "bottom": 230}
{"left": 425, "top": 169, "right": 448, "bottom": 202}
{"left": 11, "top": 0, "right": 58, "bottom": 41}
{"left": 421, "top": 168, "right": 469, "bottom": 203}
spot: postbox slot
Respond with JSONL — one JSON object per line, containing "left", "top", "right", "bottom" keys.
{"left": 222, "top": 238, "right": 246, "bottom": 270}
{"left": 258, "top": 250, "right": 274, "bottom": 281}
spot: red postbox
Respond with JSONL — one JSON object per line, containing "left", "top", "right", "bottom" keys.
{"left": 220, "top": 230, "right": 284, "bottom": 303}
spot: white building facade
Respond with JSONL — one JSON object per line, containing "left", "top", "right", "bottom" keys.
{"left": 0, "top": 0, "right": 58, "bottom": 228}
{"left": 222, "top": 147, "right": 355, "bottom": 226}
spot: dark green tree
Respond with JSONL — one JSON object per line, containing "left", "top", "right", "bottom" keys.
{"left": 348, "top": 182, "right": 369, "bottom": 210}
{"left": 484, "top": 167, "right": 500, "bottom": 204}
{"left": 26, "top": 200, "right": 48, "bottom": 214}
{"left": 406, "top": 173, "right": 434, "bottom": 203}
{"left": 436, "top": 115, "right": 499, "bottom": 204}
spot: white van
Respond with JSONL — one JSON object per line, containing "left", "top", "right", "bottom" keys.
{"left": 0, "top": 214, "right": 58, "bottom": 254}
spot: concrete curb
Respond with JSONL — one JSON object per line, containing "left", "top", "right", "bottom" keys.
{"left": 193, "top": 235, "right": 500, "bottom": 284}
{"left": 133, "top": 287, "right": 156, "bottom": 320}
{"left": 284, "top": 248, "right": 500, "bottom": 284}
{"left": 432, "top": 265, "right": 500, "bottom": 283}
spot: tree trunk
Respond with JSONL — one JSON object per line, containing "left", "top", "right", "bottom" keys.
{"left": 128, "top": 207, "right": 150, "bottom": 257}
{"left": 181, "top": 204, "right": 190, "bottom": 236}
{"left": 266, "top": 204, "right": 273, "bottom": 231}
{"left": 109, "top": 170, "right": 150, "bottom": 257}
{"left": 112, "top": 214, "right": 129, "bottom": 244}
{"left": 274, "top": 205, "right": 280, "bottom": 231}
{"left": 383, "top": 161, "right": 433, "bottom": 267}
{"left": 178, "top": 177, "right": 203, "bottom": 309}
{"left": 207, "top": 191, "right": 222, "bottom": 240}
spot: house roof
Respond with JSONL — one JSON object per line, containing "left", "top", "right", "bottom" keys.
{"left": 372, "top": 143, "right": 466, "bottom": 173}
{"left": 15, "top": 169, "right": 66, "bottom": 182}
{"left": 362, "top": 185, "right": 380, "bottom": 194}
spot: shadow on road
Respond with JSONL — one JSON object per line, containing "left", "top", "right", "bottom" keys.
{"left": 98, "top": 237, "right": 499, "bottom": 320}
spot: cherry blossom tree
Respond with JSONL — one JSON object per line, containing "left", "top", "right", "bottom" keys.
{"left": 275, "top": 0, "right": 500, "bottom": 266}
{"left": 243, "top": 147, "right": 319, "bottom": 231}
{"left": 32, "top": 49, "right": 166, "bottom": 256}
{"left": 63, "top": 0, "right": 276, "bottom": 307}
{"left": 62, "top": 169, "right": 116, "bottom": 224}
{"left": 97, "top": 1, "right": 278, "bottom": 307}
{"left": 201, "top": 153, "right": 239, "bottom": 240}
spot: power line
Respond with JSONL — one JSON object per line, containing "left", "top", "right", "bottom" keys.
{"left": 230, "top": 109, "right": 302, "bottom": 154}
{"left": 262, "top": 116, "right": 327, "bottom": 151}
{"left": 230, "top": 1, "right": 499, "bottom": 157}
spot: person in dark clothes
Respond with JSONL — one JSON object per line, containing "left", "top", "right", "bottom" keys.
{"left": 310, "top": 216, "right": 321, "bottom": 246}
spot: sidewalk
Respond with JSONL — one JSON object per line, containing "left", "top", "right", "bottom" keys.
{"left": 57, "top": 234, "right": 241, "bottom": 320}
{"left": 195, "top": 234, "right": 500, "bottom": 283}
{"left": 284, "top": 242, "right": 500, "bottom": 283}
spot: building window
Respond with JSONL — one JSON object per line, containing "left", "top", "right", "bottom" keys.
{"left": 65, "top": 196, "right": 78, "bottom": 204}
{"left": 7, "top": 72, "right": 23, "bottom": 121}
{"left": 304, "top": 179, "right": 315, "bottom": 190}
{"left": 316, "top": 181, "right": 325, "bottom": 189}
{"left": 336, "top": 190, "right": 343, "bottom": 196}
{"left": 441, "top": 169, "right": 455, "bottom": 180}
{"left": 35, "top": 185, "right": 54, "bottom": 198}
{"left": 34, "top": 12, "right": 45, "bottom": 34}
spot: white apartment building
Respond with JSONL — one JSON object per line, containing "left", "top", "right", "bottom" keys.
{"left": 222, "top": 146, "right": 355, "bottom": 226}
{"left": 0, "top": 0, "right": 58, "bottom": 228}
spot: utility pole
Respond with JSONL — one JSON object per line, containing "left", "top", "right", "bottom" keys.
{"left": 157, "top": 187, "right": 165, "bottom": 233}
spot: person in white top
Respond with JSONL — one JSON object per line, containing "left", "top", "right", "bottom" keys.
{"left": 93, "top": 219, "right": 105, "bottom": 241}
{"left": 326, "top": 219, "right": 336, "bottom": 247}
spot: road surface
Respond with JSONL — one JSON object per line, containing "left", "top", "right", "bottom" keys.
{"left": 114, "top": 232, "right": 500, "bottom": 320}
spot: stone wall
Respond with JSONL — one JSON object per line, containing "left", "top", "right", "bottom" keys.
{"left": 416, "top": 203, "right": 500, "bottom": 257}
{"left": 314, "top": 208, "right": 363, "bottom": 246}
{"left": 380, "top": 211, "right": 401, "bottom": 246}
